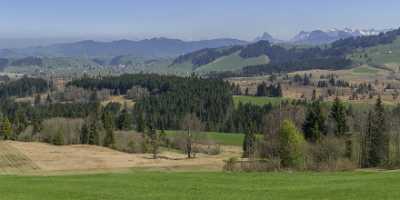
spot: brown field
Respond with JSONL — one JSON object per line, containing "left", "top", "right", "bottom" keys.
{"left": 228, "top": 66, "right": 400, "bottom": 105}
{"left": 102, "top": 95, "right": 135, "bottom": 108}
{"left": 0, "top": 141, "right": 241, "bottom": 175}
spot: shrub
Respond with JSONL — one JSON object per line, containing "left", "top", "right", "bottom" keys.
{"left": 279, "top": 120, "right": 305, "bottom": 169}
{"left": 305, "top": 136, "right": 357, "bottom": 171}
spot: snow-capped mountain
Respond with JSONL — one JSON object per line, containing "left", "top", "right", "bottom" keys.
{"left": 254, "top": 32, "right": 282, "bottom": 43}
{"left": 290, "top": 28, "right": 392, "bottom": 45}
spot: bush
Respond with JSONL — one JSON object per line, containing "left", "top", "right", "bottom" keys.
{"left": 223, "top": 158, "right": 281, "bottom": 172}
{"left": 39, "top": 118, "right": 83, "bottom": 144}
{"left": 305, "top": 136, "right": 357, "bottom": 171}
{"left": 279, "top": 120, "right": 305, "bottom": 169}
{"left": 114, "top": 131, "right": 147, "bottom": 153}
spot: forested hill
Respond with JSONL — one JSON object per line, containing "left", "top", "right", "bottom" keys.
{"left": 69, "top": 74, "right": 234, "bottom": 130}
{"left": 171, "top": 28, "right": 400, "bottom": 76}
{"left": 0, "top": 38, "right": 247, "bottom": 58}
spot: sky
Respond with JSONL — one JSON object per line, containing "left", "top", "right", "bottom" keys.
{"left": 1, "top": 0, "right": 400, "bottom": 41}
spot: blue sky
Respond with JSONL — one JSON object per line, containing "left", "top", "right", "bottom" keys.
{"left": 1, "top": 0, "right": 399, "bottom": 40}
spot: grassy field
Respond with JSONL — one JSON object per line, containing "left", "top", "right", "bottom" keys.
{"left": 1, "top": 171, "right": 400, "bottom": 199}
{"left": 196, "top": 52, "right": 269, "bottom": 73}
{"left": 350, "top": 37, "right": 400, "bottom": 65}
{"left": 233, "top": 95, "right": 287, "bottom": 107}
{"left": 165, "top": 130, "right": 245, "bottom": 146}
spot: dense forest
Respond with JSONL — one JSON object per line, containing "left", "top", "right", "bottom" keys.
{"left": 0, "top": 76, "right": 49, "bottom": 97}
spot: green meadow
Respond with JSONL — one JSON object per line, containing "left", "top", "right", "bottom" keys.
{"left": 1, "top": 171, "right": 400, "bottom": 200}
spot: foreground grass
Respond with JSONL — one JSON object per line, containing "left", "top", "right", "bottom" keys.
{"left": 1, "top": 171, "right": 400, "bottom": 199}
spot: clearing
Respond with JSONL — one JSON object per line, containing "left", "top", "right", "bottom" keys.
{"left": 0, "top": 141, "right": 241, "bottom": 175}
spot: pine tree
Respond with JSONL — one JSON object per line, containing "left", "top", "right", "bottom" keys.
{"left": 118, "top": 104, "right": 133, "bottom": 130}
{"left": 31, "top": 111, "right": 43, "bottom": 136}
{"left": 80, "top": 121, "right": 90, "bottom": 144}
{"left": 13, "top": 109, "right": 28, "bottom": 136}
{"left": 148, "top": 126, "right": 159, "bottom": 159}
{"left": 103, "top": 112, "right": 115, "bottom": 147}
{"left": 88, "top": 119, "right": 100, "bottom": 145}
{"left": 367, "top": 96, "right": 389, "bottom": 167}
{"left": 303, "top": 101, "right": 326, "bottom": 142}
{"left": 330, "top": 96, "right": 348, "bottom": 137}
{"left": 242, "top": 122, "right": 256, "bottom": 158}
{"left": 136, "top": 113, "right": 145, "bottom": 132}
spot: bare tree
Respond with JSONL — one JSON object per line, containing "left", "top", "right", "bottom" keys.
{"left": 181, "top": 113, "right": 203, "bottom": 158}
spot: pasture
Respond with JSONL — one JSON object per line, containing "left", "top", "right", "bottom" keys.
{"left": 1, "top": 171, "right": 400, "bottom": 199}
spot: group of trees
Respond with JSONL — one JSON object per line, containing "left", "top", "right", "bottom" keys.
{"left": 256, "top": 82, "right": 282, "bottom": 97}
{"left": 0, "top": 76, "right": 49, "bottom": 98}
{"left": 238, "top": 94, "right": 397, "bottom": 170}
{"left": 70, "top": 74, "right": 234, "bottom": 131}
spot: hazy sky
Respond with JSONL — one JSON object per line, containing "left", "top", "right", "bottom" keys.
{"left": 1, "top": 0, "right": 399, "bottom": 40}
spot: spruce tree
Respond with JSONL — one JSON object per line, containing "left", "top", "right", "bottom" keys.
{"left": 330, "top": 96, "right": 348, "bottom": 137}
{"left": 136, "top": 113, "right": 145, "bottom": 132}
{"left": 80, "top": 121, "right": 90, "bottom": 144}
{"left": 367, "top": 96, "right": 388, "bottom": 167}
{"left": 303, "top": 101, "right": 326, "bottom": 142}
{"left": 88, "top": 118, "right": 100, "bottom": 145}
{"left": 118, "top": 104, "right": 133, "bottom": 130}
{"left": 242, "top": 122, "right": 256, "bottom": 158}
{"left": 103, "top": 112, "right": 115, "bottom": 147}
{"left": 31, "top": 111, "right": 43, "bottom": 136}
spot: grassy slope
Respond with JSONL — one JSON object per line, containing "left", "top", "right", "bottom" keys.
{"left": 2, "top": 171, "right": 400, "bottom": 200}
{"left": 195, "top": 52, "right": 269, "bottom": 73}
{"left": 165, "top": 130, "right": 245, "bottom": 146}
{"left": 350, "top": 37, "right": 400, "bottom": 66}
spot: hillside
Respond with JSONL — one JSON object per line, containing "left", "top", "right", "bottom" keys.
{"left": 0, "top": 38, "right": 247, "bottom": 58}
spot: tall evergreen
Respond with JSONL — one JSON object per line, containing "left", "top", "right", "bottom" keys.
{"left": 88, "top": 118, "right": 100, "bottom": 145}
{"left": 330, "top": 96, "right": 348, "bottom": 137}
{"left": 303, "top": 101, "right": 326, "bottom": 142}
{"left": 242, "top": 122, "right": 256, "bottom": 158}
{"left": 103, "top": 112, "right": 115, "bottom": 147}
{"left": 31, "top": 110, "right": 43, "bottom": 136}
{"left": 80, "top": 121, "right": 90, "bottom": 144}
{"left": 367, "top": 96, "right": 388, "bottom": 167}
{"left": 118, "top": 104, "right": 133, "bottom": 130}
{"left": 136, "top": 113, "right": 145, "bottom": 132}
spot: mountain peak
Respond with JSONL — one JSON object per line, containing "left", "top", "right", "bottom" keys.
{"left": 290, "top": 28, "right": 392, "bottom": 45}
{"left": 254, "top": 32, "right": 281, "bottom": 43}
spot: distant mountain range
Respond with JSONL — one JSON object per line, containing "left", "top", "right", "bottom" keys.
{"left": 254, "top": 28, "right": 393, "bottom": 45}
{"left": 0, "top": 37, "right": 247, "bottom": 58}
{"left": 254, "top": 32, "right": 283, "bottom": 43}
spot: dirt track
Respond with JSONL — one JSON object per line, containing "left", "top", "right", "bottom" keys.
{"left": 0, "top": 141, "right": 241, "bottom": 174}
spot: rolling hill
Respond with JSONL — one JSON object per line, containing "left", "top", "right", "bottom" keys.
{"left": 169, "top": 28, "right": 400, "bottom": 76}
{"left": 0, "top": 38, "right": 247, "bottom": 58}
